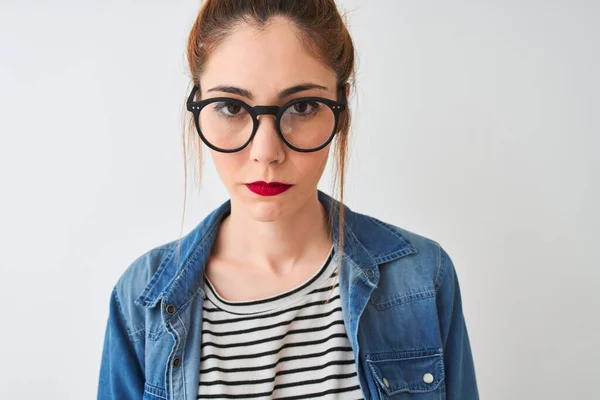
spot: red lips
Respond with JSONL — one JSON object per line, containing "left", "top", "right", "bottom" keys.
{"left": 246, "top": 181, "right": 293, "bottom": 196}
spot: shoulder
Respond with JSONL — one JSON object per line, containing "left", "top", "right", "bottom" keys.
{"left": 357, "top": 213, "right": 452, "bottom": 294}
{"left": 109, "top": 240, "right": 178, "bottom": 338}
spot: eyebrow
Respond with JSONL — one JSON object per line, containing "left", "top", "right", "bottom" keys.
{"left": 206, "top": 83, "right": 329, "bottom": 100}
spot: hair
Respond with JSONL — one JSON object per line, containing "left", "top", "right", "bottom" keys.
{"left": 177, "top": 0, "right": 357, "bottom": 297}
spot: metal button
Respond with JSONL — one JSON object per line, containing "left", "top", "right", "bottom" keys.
{"left": 423, "top": 373, "right": 434, "bottom": 384}
{"left": 365, "top": 268, "right": 375, "bottom": 279}
{"left": 173, "top": 356, "right": 181, "bottom": 367}
{"left": 166, "top": 304, "right": 176, "bottom": 315}
{"left": 382, "top": 377, "right": 390, "bottom": 388}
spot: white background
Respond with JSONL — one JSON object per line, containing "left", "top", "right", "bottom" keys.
{"left": 0, "top": 1, "right": 598, "bottom": 398}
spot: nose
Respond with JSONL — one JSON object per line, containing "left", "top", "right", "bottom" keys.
{"left": 249, "top": 114, "right": 286, "bottom": 164}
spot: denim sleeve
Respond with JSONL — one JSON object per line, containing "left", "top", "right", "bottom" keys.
{"left": 436, "top": 247, "right": 479, "bottom": 399}
{"left": 97, "top": 286, "right": 145, "bottom": 399}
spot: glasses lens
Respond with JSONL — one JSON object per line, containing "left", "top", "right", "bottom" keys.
{"left": 280, "top": 100, "right": 335, "bottom": 150}
{"left": 199, "top": 100, "right": 253, "bottom": 150}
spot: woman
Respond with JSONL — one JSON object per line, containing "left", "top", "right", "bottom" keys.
{"left": 98, "top": 1, "right": 479, "bottom": 399}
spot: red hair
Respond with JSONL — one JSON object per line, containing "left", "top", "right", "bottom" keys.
{"left": 178, "top": 0, "right": 358, "bottom": 286}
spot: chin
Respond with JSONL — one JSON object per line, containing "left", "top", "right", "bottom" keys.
{"left": 232, "top": 185, "right": 299, "bottom": 220}
{"left": 247, "top": 201, "right": 285, "bottom": 222}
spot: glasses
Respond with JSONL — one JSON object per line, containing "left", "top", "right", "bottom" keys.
{"left": 186, "top": 84, "right": 347, "bottom": 153}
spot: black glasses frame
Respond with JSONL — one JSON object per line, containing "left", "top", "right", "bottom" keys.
{"left": 186, "top": 83, "right": 347, "bottom": 153}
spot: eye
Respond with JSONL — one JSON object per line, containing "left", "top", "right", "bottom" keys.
{"left": 213, "top": 101, "right": 244, "bottom": 117}
{"left": 288, "top": 101, "right": 320, "bottom": 116}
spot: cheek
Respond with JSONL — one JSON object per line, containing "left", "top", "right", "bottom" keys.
{"left": 295, "top": 150, "right": 330, "bottom": 179}
{"left": 210, "top": 152, "right": 244, "bottom": 182}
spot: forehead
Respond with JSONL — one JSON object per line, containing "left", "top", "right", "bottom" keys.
{"left": 200, "top": 17, "right": 336, "bottom": 95}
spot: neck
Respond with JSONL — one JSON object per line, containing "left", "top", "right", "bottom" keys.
{"left": 212, "top": 191, "right": 333, "bottom": 276}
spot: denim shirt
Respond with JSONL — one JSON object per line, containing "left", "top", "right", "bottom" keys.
{"left": 98, "top": 190, "right": 479, "bottom": 400}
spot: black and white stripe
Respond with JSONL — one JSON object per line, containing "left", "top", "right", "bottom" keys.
{"left": 198, "top": 246, "right": 364, "bottom": 399}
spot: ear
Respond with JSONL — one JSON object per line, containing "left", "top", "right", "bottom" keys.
{"left": 345, "top": 82, "right": 351, "bottom": 99}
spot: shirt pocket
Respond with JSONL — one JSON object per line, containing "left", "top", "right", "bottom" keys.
{"left": 366, "top": 348, "right": 445, "bottom": 399}
{"left": 143, "top": 381, "right": 167, "bottom": 400}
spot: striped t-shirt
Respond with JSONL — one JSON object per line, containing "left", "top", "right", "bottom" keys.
{"left": 198, "top": 246, "right": 364, "bottom": 400}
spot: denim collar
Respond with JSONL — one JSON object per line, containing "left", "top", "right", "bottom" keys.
{"left": 134, "top": 190, "right": 417, "bottom": 313}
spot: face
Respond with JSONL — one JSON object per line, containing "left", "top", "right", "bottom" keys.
{"left": 199, "top": 17, "right": 344, "bottom": 222}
